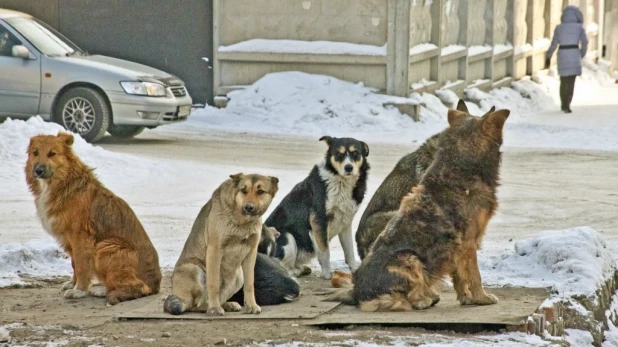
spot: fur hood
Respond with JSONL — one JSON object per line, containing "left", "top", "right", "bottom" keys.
{"left": 561, "top": 5, "right": 583, "bottom": 24}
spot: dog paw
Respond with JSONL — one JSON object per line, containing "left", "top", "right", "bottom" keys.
{"left": 61, "top": 280, "right": 75, "bottom": 291}
{"left": 300, "top": 266, "right": 312, "bottom": 276}
{"left": 206, "top": 306, "right": 225, "bottom": 316}
{"left": 412, "top": 297, "right": 434, "bottom": 310}
{"left": 320, "top": 270, "right": 332, "bottom": 280}
{"left": 348, "top": 262, "right": 360, "bottom": 273}
{"left": 88, "top": 285, "right": 107, "bottom": 298}
{"left": 64, "top": 288, "right": 88, "bottom": 299}
{"left": 244, "top": 303, "right": 261, "bottom": 314}
{"left": 460, "top": 293, "right": 498, "bottom": 306}
{"left": 431, "top": 295, "right": 441, "bottom": 307}
{"left": 222, "top": 302, "right": 242, "bottom": 312}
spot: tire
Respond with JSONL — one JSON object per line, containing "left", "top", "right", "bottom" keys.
{"left": 54, "top": 87, "right": 110, "bottom": 143}
{"left": 108, "top": 125, "right": 145, "bottom": 139}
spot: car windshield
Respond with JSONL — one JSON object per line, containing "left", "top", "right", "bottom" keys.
{"left": 5, "top": 16, "right": 84, "bottom": 57}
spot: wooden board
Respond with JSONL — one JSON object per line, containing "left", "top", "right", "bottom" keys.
{"left": 306, "top": 287, "right": 549, "bottom": 326}
{"left": 115, "top": 279, "right": 340, "bottom": 320}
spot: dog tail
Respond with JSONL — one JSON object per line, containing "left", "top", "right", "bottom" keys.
{"left": 163, "top": 294, "right": 187, "bottom": 315}
{"left": 331, "top": 270, "right": 353, "bottom": 288}
{"left": 325, "top": 286, "right": 356, "bottom": 306}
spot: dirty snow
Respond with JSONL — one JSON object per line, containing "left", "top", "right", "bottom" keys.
{"left": 565, "top": 329, "right": 594, "bottom": 346}
{"left": 219, "top": 39, "right": 387, "bottom": 56}
{"left": 259, "top": 332, "right": 551, "bottom": 346}
{"left": 479, "top": 226, "right": 616, "bottom": 298}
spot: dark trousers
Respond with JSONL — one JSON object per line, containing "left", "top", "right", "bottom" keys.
{"left": 559, "top": 76, "right": 576, "bottom": 110}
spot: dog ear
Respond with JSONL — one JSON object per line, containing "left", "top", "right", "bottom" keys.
{"left": 319, "top": 136, "right": 333, "bottom": 146}
{"left": 447, "top": 109, "right": 468, "bottom": 127}
{"left": 455, "top": 99, "right": 469, "bottom": 114}
{"left": 229, "top": 173, "right": 244, "bottom": 183}
{"left": 361, "top": 141, "right": 369, "bottom": 157}
{"left": 482, "top": 106, "right": 497, "bottom": 118}
{"left": 57, "top": 132, "right": 74, "bottom": 146}
{"left": 482, "top": 109, "right": 510, "bottom": 137}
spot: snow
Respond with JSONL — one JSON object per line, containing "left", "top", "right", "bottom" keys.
{"left": 587, "top": 22, "right": 599, "bottom": 35}
{"left": 533, "top": 38, "right": 551, "bottom": 49}
{"left": 565, "top": 329, "right": 594, "bottom": 347}
{"left": 603, "top": 293, "right": 618, "bottom": 346}
{"left": 468, "top": 45, "right": 492, "bottom": 56}
{"left": 494, "top": 43, "right": 513, "bottom": 55}
{"left": 479, "top": 226, "right": 616, "bottom": 298}
{"left": 218, "top": 39, "right": 387, "bottom": 56}
{"left": 410, "top": 42, "right": 438, "bottom": 55}
{"left": 514, "top": 44, "right": 533, "bottom": 55}
{"left": 441, "top": 44, "right": 466, "bottom": 56}
{"left": 0, "top": 239, "right": 71, "bottom": 287}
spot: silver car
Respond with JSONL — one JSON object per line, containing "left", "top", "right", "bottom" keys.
{"left": 0, "top": 9, "right": 192, "bottom": 142}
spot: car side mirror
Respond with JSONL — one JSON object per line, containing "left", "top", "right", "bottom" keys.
{"left": 12, "top": 45, "right": 33, "bottom": 59}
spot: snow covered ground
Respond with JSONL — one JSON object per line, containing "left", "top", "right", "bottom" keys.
{"left": 1, "top": 63, "right": 617, "bottom": 346}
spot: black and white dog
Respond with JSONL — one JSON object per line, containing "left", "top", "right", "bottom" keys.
{"left": 264, "top": 136, "right": 370, "bottom": 279}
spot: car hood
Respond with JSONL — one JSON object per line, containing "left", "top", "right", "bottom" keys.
{"left": 55, "top": 54, "right": 183, "bottom": 85}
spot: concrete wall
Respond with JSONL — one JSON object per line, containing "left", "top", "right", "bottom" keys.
{"left": 215, "top": 0, "right": 606, "bottom": 98}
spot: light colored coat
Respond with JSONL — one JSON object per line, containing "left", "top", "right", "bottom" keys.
{"left": 546, "top": 6, "right": 588, "bottom": 76}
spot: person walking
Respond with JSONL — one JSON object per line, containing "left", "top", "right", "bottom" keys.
{"left": 545, "top": 5, "right": 588, "bottom": 113}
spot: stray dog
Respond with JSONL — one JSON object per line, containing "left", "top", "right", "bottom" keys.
{"left": 331, "top": 106, "right": 509, "bottom": 311}
{"left": 25, "top": 133, "right": 161, "bottom": 305}
{"left": 164, "top": 173, "right": 278, "bottom": 316}
{"left": 229, "top": 253, "right": 300, "bottom": 306}
{"left": 265, "top": 136, "right": 369, "bottom": 279}
{"left": 229, "top": 225, "right": 300, "bottom": 306}
{"left": 355, "top": 100, "right": 495, "bottom": 260}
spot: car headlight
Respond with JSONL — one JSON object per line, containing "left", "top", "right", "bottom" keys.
{"left": 120, "top": 81, "right": 167, "bottom": 97}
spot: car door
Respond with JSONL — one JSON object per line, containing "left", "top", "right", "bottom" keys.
{"left": 0, "top": 23, "right": 41, "bottom": 117}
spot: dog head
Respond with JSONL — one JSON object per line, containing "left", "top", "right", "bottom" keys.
{"left": 228, "top": 173, "right": 279, "bottom": 220}
{"left": 319, "top": 136, "right": 369, "bottom": 177}
{"left": 258, "top": 225, "right": 280, "bottom": 256}
{"left": 439, "top": 99, "right": 509, "bottom": 167}
{"left": 26, "top": 132, "right": 76, "bottom": 181}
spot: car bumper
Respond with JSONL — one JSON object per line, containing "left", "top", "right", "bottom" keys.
{"left": 107, "top": 91, "right": 193, "bottom": 127}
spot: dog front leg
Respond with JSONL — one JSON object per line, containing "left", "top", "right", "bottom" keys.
{"left": 241, "top": 238, "right": 261, "bottom": 314}
{"left": 64, "top": 237, "right": 95, "bottom": 300}
{"left": 205, "top": 241, "right": 224, "bottom": 316}
{"left": 316, "top": 247, "right": 332, "bottom": 279}
{"left": 339, "top": 226, "right": 359, "bottom": 272}
{"left": 455, "top": 245, "right": 498, "bottom": 306}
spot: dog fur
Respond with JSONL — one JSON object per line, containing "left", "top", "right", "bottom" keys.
{"left": 229, "top": 225, "right": 300, "bottom": 306}
{"left": 163, "top": 173, "right": 278, "bottom": 316}
{"left": 25, "top": 133, "right": 161, "bottom": 305}
{"left": 355, "top": 101, "right": 495, "bottom": 260}
{"left": 264, "top": 136, "right": 369, "bottom": 279}
{"left": 331, "top": 104, "right": 509, "bottom": 311}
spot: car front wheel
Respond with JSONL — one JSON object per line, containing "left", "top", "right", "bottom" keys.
{"left": 54, "top": 87, "right": 110, "bottom": 143}
{"left": 107, "top": 124, "right": 145, "bottom": 139}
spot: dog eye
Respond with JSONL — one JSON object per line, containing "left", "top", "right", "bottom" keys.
{"left": 33, "top": 150, "right": 39, "bottom": 156}
{"left": 335, "top": 153, "right": 345, "bottom": 161}
{"left": 350, "top": 152, "right": 360, "bottom": 160}
{"left": 257, "top": 190, "right": 264, "bottom": 195}
{"left": 241, "top": 188, "right": 248, "bottom": 194}
{"left": 48, "top": 151, "right": 56, "bottom": 158}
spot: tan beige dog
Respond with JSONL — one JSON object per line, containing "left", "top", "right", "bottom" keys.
{"left": 164, "top": 173, "right": 279, "bottom": 316}
{"left": 25, "top": 133, "right": 161, "bottom": 305}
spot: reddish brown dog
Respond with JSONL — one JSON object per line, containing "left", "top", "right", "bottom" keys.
{"left": 25, "top": 132, "right": 161, "bottom": 305}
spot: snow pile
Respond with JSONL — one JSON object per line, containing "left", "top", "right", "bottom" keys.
{"left": 0, "top": 239, "right": 71, "bottom": 288}
{"left": 603, "top": 293, "right": 618, "bottom": 346}
{"left": 469, "top": 45, "right": 492, "bottom": 56}
{"left": 188, "top": 71, "right": 437, "bottom": 140}
{"left": 494, "top": 43, "right": 513, "bottom": 55}
{"left": 219, "top": 39, "right": 387, "bottom": 56}
{"left": 480, "top": 226, "right": 616, "bottom": 298}
{"left": 441, "top": 44, "right": 466, "bottom": 56}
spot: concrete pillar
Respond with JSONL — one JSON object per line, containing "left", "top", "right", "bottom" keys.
{"left": 527, "top": 0, "right": 547, "bottom": 75}
{"left": 386, "top": 0, "right": 411, "bottom": 96}
{"left": 431, "top": 0, "right": 444, "bottom": 85}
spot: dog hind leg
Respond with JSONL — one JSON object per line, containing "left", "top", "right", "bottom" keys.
{"left": 95, "top": 238, "right": 153, "bottom": 306}
{"left": 220, "top": 268, "right": 244, "bottom": 312}
{"left": 165, "top": 263, "right": 206, "bottom": 315}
